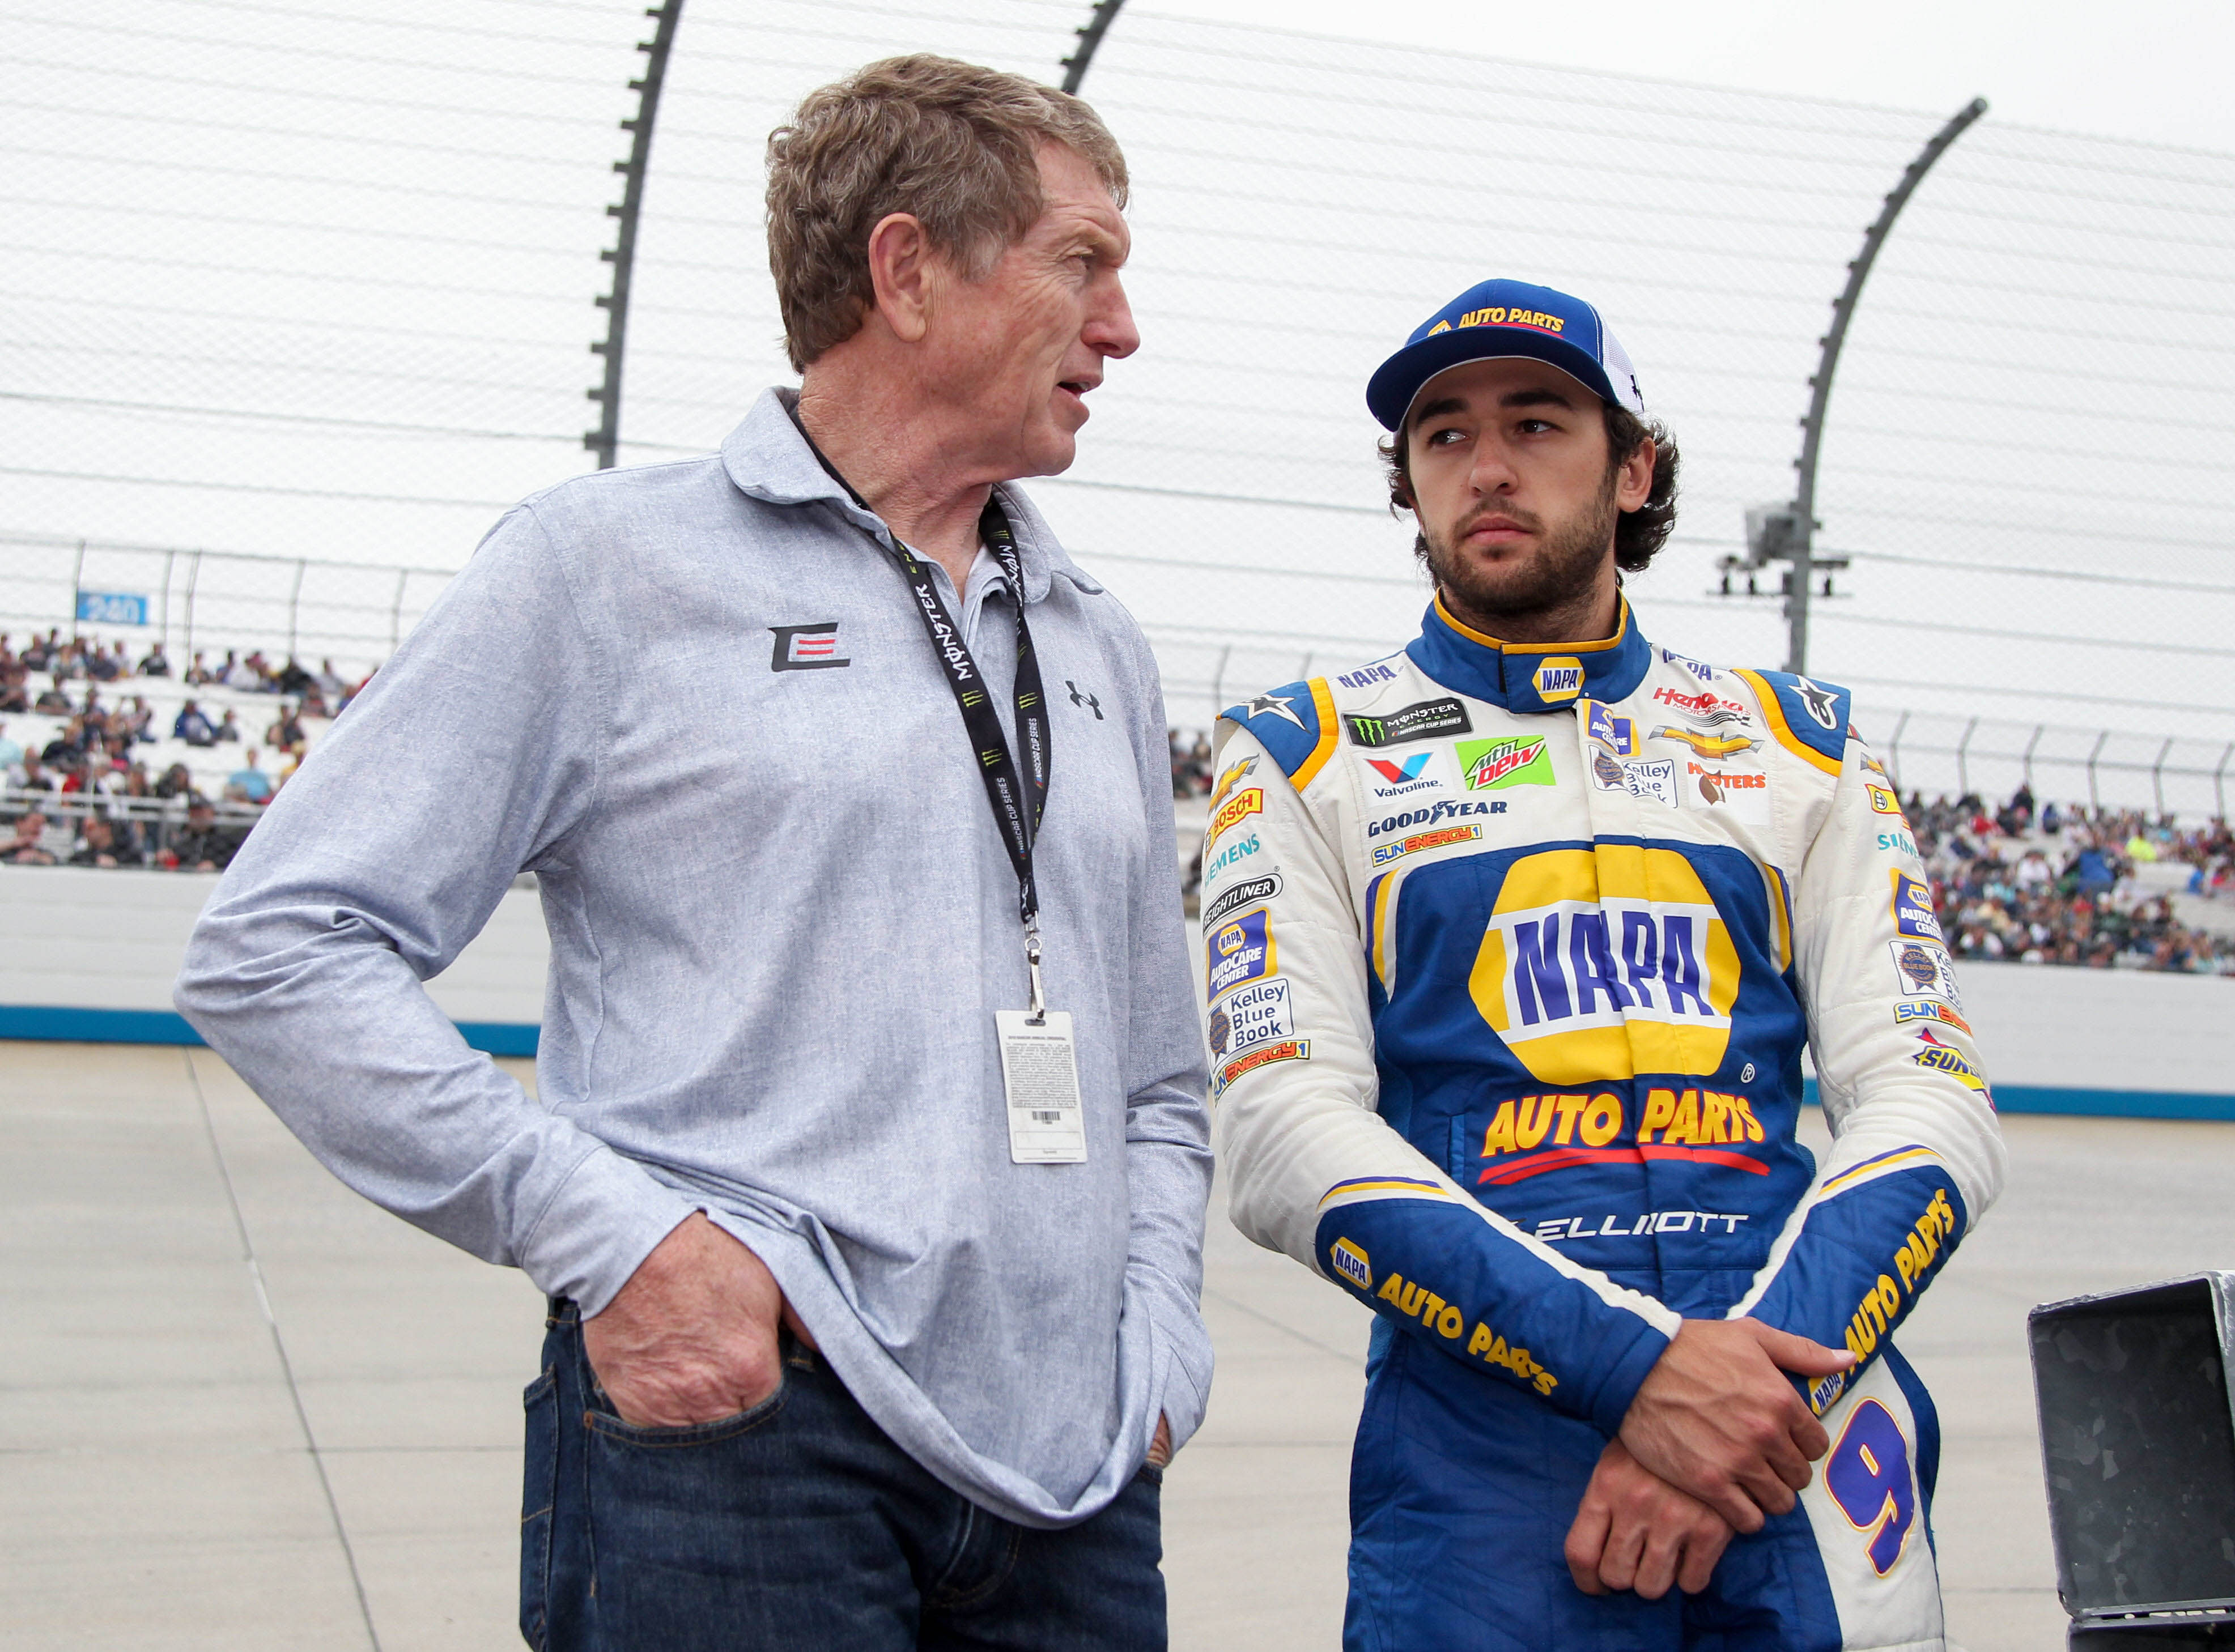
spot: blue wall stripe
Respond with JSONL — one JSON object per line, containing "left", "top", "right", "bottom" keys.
{"left": 1800, "top": 1076, "right": 2235, "bottom": 1122}
{"left": 0, "top": 1004, "right": 538, "bottom": 1058}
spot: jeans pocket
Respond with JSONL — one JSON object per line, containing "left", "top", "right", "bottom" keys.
{"left": 520, "top": 1367, "right": 559, "bottom": 1651}
{"left": 581, "top": 1376, "right": 787, "bottom": 1448}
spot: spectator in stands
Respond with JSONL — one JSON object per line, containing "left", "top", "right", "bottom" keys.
{"left": 0, "top": 722, "right": 19, "bottom": 773}
{"left": 69, "top": 815, "right": 126, "bottom": 869}
{"left": 315, "top": 658, "right": 346, "bottom": 700}
{"left": 7, "top": 810, "right": 56, "bottom": 866}
{"left": 173, "top": 699, "right": 216, "bottom": 747}
{"left": 215, "top": 708, "right": 241, "bottom": 743}
{"left": 117, "top": 695, "right": 153, "bottom": 745}
{"left": 154, "top": 761, "right": 193, "bottom": 801}
{"left": 167, "top": 797, "right": 240, "bottom": 872}
{"left": 33, "top": 678, "right": 71, "bottom": 714}
{"left": 87, "top": 644, "right": 120, "bottom": 682}
{"left": 12, "top": 751, "right": 58, "bottom": 796}
{"left": 138, "top": 641, "right": 171, "bottom": 676}
{"left": 22, "top": 630, "right": 57, "bottom": 672}
{"left": 225, "top": 750, "right": 273, "bottom": 804}
{"left": 0, "top": 665, "right": 23, "bottom": 713}
{"left": 276, "top": 657, "right": 314, "bottom": 695}
{"left": 185, "top": 650, "right": 213, "bottom": 686}
{"left": 265, "top": 703, "right": 305, "bottom": 750}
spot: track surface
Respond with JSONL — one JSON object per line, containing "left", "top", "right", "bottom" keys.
{"left": 7, "top": 1039, "right": 2230, "bottom": 1650}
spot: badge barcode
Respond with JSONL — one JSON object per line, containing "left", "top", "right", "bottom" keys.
{"left": 1030, "top": 1109, "right": 1063, "bottom": 1124}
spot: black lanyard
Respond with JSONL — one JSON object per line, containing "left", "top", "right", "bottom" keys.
{"left": 789, "top": 414, "right": 1054, "bottom": 1001}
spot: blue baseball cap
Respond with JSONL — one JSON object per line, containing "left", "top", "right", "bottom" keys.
{"left": 1366, "top": 278, "right": 1645, "bottom": 431}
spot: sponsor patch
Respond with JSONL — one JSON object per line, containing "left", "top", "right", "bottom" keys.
{"left": 1876, "top": 829, "right": 1918, "bottom": 857}
{"left": 1213, "top": 1037, "right": 1309, "bottom": 1093}
{"left": 1890, "top": 870, "right": 1943, "bottom": 943}
{"left": 1894, "top": 999, "right": 1972, "bottom": 1036}
{"left": 1201, "top": 874, "right": 1281, "bottom": 929}
{"left": 1584, "top": 701, "right": 1635, "bottom": 756}
{"left": 1205, "top": 787, "right": 1263, "bottom": 848}
{"left": 1662, "top": 648, "right": 1716, "bottom": 685}
{"left": 1201, "top": 830, "right": 1263, "bottom": 884}
{"left": 1237, "top": 690, "right": 1306, "bottom": 729}
{"left": 1359, "top": 750, "right": 1448, "bottom": 800}
{"left": 1688, "top": 761, "right": 1770, "bottom": 820}
{"left": 1330, "top": 1237, "right": 1373, "bottom": 1291}
{"left": 1590, "top": 752, "right": 1677, "bottom": 808}
{"left": 1346, "top": 697, "right": 1473, "bottom": 748}
{"left": 1208, "top": 755, "right": 1258, "bottom": 809}
{"left": 1889, "top": 939, "right": 1962, "bottom": 1006}
{"left": 1535, "top": 1210, "right": 1753, "bottom": 1242}
{"left": 1333, "top": 662, "right": 1399, "bottom": 691}
{"left": 1866, "top": 783, "right": 1906, "bottom": 819}
{"left": 1470, "top": 848, "right": 1737, "bottom": 1084}
{"left": 1370, "top": 823, "right": 1484, "bottom": 867}
{"left": 769, "top": 621, "right": 850, "bottom": 671}
{"left": 1653, "top": 685, "right": 1748, "bottom": 721}
{"left": 1654, "top": 726, "right": 1760, "bottom": 759}
{"left": 1911, "top": 1031, "right": 1989, "bottom": 1096}
{"left": 1791, "top": 675, "right": 1842, "bottom": 731}
{"left": 1212, "top": 977, "right": 1295, "bottom": 1057}
{"left": 1366, "top": 798, "right": 1504, "bottom": 838}
{"left": 1532, "top": 658, "right": 1583, "bottom": 705}
{"left": 1457, "top": 734, "right": 1554, "bottom": 791}
{"left": 1207, "top": 909, "right": 1276, "bottom": 1002}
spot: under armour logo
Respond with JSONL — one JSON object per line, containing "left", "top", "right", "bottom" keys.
{"left": 1066, "top": 680, "right": 1103, "bottom": 719}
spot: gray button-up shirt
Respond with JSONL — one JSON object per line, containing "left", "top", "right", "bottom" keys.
{"left": 175, "top": 388, "right": 1213, "bottom": 1526}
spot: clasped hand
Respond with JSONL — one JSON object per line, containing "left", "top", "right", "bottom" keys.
{"left": 1564, "top": 1318, "right": 1853, "bottom": 1599}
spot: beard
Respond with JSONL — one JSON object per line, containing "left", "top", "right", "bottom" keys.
{"left": 1420, "top": 467, "right": 1620, "bottom": 632}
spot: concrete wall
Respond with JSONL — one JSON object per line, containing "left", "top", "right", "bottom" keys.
{"left": 0, "top": 866, "right": 547, "bottom": 1051}
{"left": 1, "top": 868, "right": 2226, "bottom": 1113}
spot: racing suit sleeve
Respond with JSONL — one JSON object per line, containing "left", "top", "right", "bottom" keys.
{"left": 1730, "top": 731, "right": 2008, "bottom": 1416}
{"left": 1214, "top": 717, "right": 1681, "bottom": 1437}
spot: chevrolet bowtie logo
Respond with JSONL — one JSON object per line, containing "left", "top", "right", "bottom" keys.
{"left": 1066, "top": 680, "right": 1103, "bottom": 719}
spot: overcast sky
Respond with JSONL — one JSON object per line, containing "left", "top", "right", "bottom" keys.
{"left": 1176, "top": 0, "right": 2235, "bottom": 154}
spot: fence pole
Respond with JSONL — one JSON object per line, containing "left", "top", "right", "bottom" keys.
{"left": 389, "top": 568, "right": 409, "bottom": 654}
{"left": 2087, "top": 730, "right": 2107, "bottom": 812}
{"left": 182, "top": 550, "right": 201, "bottom": 667}
{"left": 287, "top": 558, "right": 306, "bottom": 662}
{"left": 159, "top": 548, "right": 175, "bottom": 658}
{"left": 1210, "top": 643, "right": 1231, "bottom": 721}
{"left": 2022, "top": 722, "right": 2042, "bottom": 791}
{"left": 1783, "top": 97, "right": 1986, "bottom": 674}
{"left": 69, "top": 538, "right": 86, "bottom": 640}
{"left": 584, "top": 0, "right": 686, "bottom": 471}
{"left": 1886, "top": 709, "right": 1909, "bottom": 794}
{"left": 2216, "top": 742, "right": 2231, "bottom": 822}
{"left": 1060, "top": 0, "right": 1128, "bottom": 93}
{"left": 1953, "top": 716, "right": 1979, "bottom": 801}
{"left": 2152, "top": 736, "right": 2173, "bottom": 818}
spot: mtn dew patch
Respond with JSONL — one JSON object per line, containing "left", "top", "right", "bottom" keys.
{"left": 1458, "top": 734, "right": 1555, "bottom": 791}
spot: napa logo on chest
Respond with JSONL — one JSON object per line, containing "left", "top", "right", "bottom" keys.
{"left": 1468, "top": 846, "right": 1741, "bottom": 1084}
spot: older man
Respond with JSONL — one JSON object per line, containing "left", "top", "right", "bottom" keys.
{"left": 177, "top": 56, "right": 1209, "bottom": 1652}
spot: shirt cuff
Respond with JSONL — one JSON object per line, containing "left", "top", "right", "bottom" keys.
{"left": 516, "top": 1142, "right": 701, "bottom": 1316}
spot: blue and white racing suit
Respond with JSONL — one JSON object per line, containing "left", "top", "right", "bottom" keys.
{"left": 1208, "top": 596, "right": 2005, "bottom": 1651}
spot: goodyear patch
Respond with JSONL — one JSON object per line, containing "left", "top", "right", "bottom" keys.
{"left": 1532, "top": 657, "right": 1583, "bottom": 705}
{"left": 1330, "top": 1237, "right": 1372, "bottom": 1291}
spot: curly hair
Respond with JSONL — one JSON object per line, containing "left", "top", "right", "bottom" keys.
{"left": 766, "top": 56, "right": 1128, "bottom": 373}
{"left": 1379, "top": 402, "right": 1681, "bottom": 573}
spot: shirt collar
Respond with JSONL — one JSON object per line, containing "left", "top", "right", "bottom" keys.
{"left": 717, "top": 388, "right": 1103, "bottom": 605}
{"left": 1404, "top": 591, "right": 1651, "bottom": 713}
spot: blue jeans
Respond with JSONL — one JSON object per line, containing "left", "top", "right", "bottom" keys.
{"left": 521, "top": 1301, "right": 1167, "bottom": 1651}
